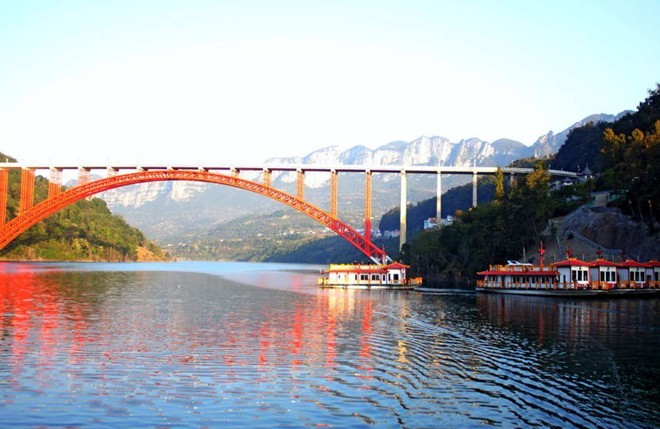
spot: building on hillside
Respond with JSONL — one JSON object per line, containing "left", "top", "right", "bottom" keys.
{"left": 578, "top": 164, "right": 594, "bottom": 182}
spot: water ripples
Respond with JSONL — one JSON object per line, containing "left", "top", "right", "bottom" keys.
{"left": 1, "top": 265, "right": 658, "bottom": 428}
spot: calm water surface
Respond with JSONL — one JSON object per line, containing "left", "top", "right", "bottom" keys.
{"left": 0, "top": 261, "right": 658, "bottom": 428}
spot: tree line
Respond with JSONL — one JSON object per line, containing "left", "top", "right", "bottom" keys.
{"left": 401, "top": 84, "right": 660, "bottom": 283}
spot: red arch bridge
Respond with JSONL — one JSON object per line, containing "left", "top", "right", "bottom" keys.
{"left": 0, "top": 163, "right": 578, "bottom": 263}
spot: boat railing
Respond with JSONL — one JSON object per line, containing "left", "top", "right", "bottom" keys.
{"left": 617, "top": 280, "right": 649, "bottom": 289}
{"left": 477, "top": 280, "right": 568, "bottom": 290}
{"left": 587, "top": 281, "right": 618, "bottom": 290}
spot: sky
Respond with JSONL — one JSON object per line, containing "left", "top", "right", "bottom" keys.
{"left": 1, "top": 0, "right": 659, "bottom": 166}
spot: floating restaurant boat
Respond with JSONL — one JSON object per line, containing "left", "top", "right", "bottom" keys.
{"left": 318, "top": 262, "right": 423, "bottom": 289}
{"left": 476, "top": 257, "right": 660, "bottom": 297}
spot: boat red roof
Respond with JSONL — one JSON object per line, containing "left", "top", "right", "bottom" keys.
{"left": 589, "top": 258, "right": 621, "bottom": 267}
{"left": 385, "top": 262, "right": 409, "bottom": 269}
{"left": 618, "top": 259, "right": 650, "bottom": 268}
{"left": 645, "top": 260, "right": 660, "bottom": 267}
{"left": 552, "top": 258, "right": 593, "bottom": 268}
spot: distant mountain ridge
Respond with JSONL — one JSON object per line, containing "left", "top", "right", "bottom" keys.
{"left": 259, "top": 112, "right": 627, "bottom": 187}
{"left": 101, "top": 111, "right": 628, "bottom": 245}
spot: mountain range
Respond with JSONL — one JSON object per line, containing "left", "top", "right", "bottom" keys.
{"left": 101, "top": 112, "right": 626, "bottom": 248}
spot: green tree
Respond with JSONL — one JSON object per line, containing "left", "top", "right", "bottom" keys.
{"left": 494, "top": 167, "right": 505, "bottom": 203}
{"left": 602, "top": 120, "right": 660, "bottom": 226}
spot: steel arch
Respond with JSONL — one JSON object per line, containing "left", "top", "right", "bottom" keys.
{"left": 0, "top": 170, "right": 389, "bottom": 263}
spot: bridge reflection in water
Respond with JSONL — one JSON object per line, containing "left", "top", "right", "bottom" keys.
{"left": 1, "top": 262, "right": 656, "bottom": 428}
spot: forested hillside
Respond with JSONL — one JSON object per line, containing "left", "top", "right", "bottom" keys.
{"left": 552, "top": 84, "right": 659, "bottom": 224}
{"left": 403, "top": 85, "right": 660, "bottom": 283}
{"left": 0, "top": 152, "right": 168, "bottom": 261}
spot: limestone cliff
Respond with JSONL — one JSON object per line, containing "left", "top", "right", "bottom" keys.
{"left": 537, "top": 207, "right": 659, "bottom": 263}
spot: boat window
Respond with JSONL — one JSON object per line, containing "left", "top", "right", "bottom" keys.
{"left": 573, "top": 269, "right": 587, "bottom": 282}
{"left": 600, "top": 270, "right": 616, "bottom": 282}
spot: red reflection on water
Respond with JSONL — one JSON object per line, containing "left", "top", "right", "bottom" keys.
{"left": 291, "top": 302, "right": 304, "bottom": 367}
{"left": 0, "top": 265, "right": 90, "bottom": 382}
{"left": 0, "top": 266, "right": 378, "bottom": 383}
{"left": 358, "top": 299, "right": 373, "bottom": 377}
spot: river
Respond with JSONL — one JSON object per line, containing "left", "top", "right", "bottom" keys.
{"left": 0, "top": 261, "right": 658, "bottom": 428}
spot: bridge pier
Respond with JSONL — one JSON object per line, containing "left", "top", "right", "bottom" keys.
{"left": 78, "top": 167, "right": 90, "bottom": 186}
{"left": 20, "top": 168, "right": 35, "bottom": 215}
{"left": 472, "top": 171, "right": 478, "bottom": 208}
{"left": 365, "top": 170, "right": 372, "bottom": 243}
{"left": 0, "top": 169, "right": 7, "bottom": 226}
{"left": 436, "top": 171, "right": 442, "bottom": 223}
{"left": 330, "top": 169, "right": 338, "bottom": 218}
{"left": 49, "top": 168, "right": 62, "bottom": 198}
{"left": 399, "top": 170, "right": 407, "bottom": 252}
{"left": 262, "top": 168, "right": 271, "bottom": 187}
{"left": 296, "top": 169, "right": 304, "bottom": 200}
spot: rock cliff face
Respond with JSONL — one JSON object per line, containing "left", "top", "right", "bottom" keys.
{"left": 264, "top": 135, "right": 526, "bottom": 188}
{"left": 541, "top": 207, "right": 659, "bottom": 262}
{"left": 102, "top": 181, "right": 206, "bottom": 208}
{"left": 530, "top": 112, "right": 629, "bottom": 157}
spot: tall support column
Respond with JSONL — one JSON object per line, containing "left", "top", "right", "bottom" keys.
{"left": 509, "top": 172, "right": 516, "bottom": 188}
{"left": 472, "top": 171, "right": 478, "bottom": 208}
{"left": 330, "top": 169, "right": 338, "bottom": 218}
{"left": 48, "top": 167, "right": 63, "bottom": 198}
{"left": 0, "top": 169, "right": 8, "bottom": 226}
{"left": 436, "top": 171, "right": 442, "bottom": 223}
{"left": 399, "top": 170, "right": 407, "bottom": 251}
{"left": 364, "top": 170, "right": 372, "bottom": 243}
{"left": 19, "top": 168, "right": 35, "bottom": 215}
{"left": 78, "top": 167, "right": 90, "bottom": 186}
{"left": 296, "top": 169, "right": 304, "bottom": 200}
{"left": 262, "top": 168, "right": 271, "bottom": 187}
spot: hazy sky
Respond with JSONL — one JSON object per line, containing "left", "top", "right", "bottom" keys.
{"left": 1, "top": 0, "right": 658, "bottom": 166}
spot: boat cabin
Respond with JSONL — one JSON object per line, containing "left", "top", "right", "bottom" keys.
{"left": 645, "top": 260, "right": 660, "bottom": 288}
{"left": 617, "top": 260, "right": 649, "bottom": 288}
{"left": 318, "top": 262, "right": 421, "bottom": 288}
{"left": 589, "top": 259, "right": 620, "bottom": 290}
{"left": 552, "top": 258, "right": 592, "bottom": 289}
{"left": 476, "top": 262, "right": 558, "bottom": 290}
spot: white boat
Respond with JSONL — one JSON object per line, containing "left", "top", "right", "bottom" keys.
{"left": 318, "top": 262, "right": 422, "bottom": 289}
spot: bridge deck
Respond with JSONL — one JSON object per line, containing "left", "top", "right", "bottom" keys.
{"left": 0, "top": 162, "right": 578, "bottom": 177}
